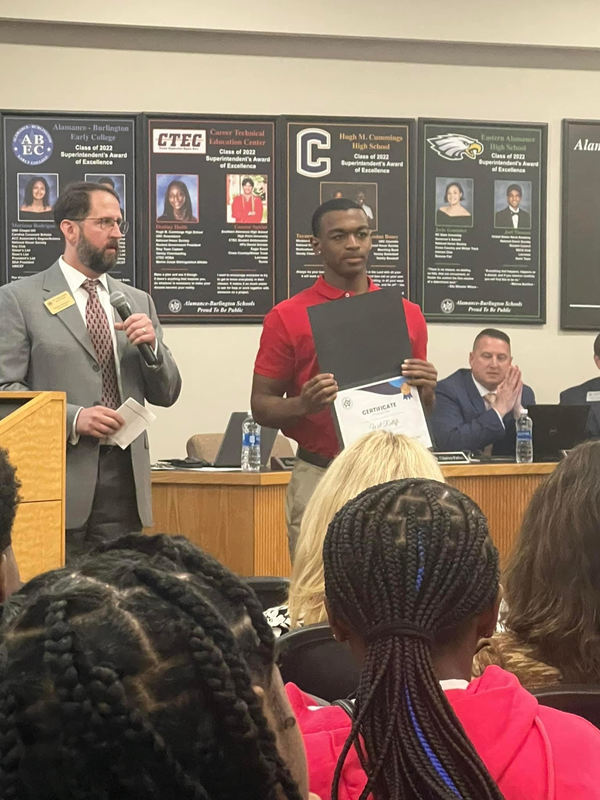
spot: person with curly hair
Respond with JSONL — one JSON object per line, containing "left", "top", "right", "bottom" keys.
{"left": 19, "top": 176, "right": 53, "bottom": 220}
{"left": 0, "top": 447, "right": 21, "bottom": 601}
{"left": 474, "top": 440, "right": 600, "bottom": 688}
{"left": 0, "top": 534, "right": 309, "bottom": 800}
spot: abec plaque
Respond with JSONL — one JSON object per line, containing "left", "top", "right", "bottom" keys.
{"left": 2, "top": 112, "right": 137, "bottom": 285}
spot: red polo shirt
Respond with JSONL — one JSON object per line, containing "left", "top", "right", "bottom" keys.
{"left": 254, "top": 275, "right": 428, "bottom": 460}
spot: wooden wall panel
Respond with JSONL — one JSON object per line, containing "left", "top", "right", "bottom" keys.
{"left": 447, "top": 473, "right": 548, "bottom": 565}
{"left": 1, "top": 394, "right": 65, "bottom": 503}
{"left": 12, "top": 500, "right": 63, "bottom": 582}
{"left": 148, "top": 483, "right": 255, "bottom": 575}
{"left": 150, "top": 465, "right": 557, "bottom": 577}
{"left": 253, "top": 484, "right": 290, "bottom": 576}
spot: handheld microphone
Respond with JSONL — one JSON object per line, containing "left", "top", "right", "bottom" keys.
{"left": 110, "top": 291, "right": 158, "bottom": 367}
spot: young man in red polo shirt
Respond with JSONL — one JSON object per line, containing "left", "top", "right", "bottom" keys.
{"left": 251, "top": 198, "right": 437, "bottom": 558}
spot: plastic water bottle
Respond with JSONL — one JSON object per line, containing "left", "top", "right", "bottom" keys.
{"left": 241, "top": 412, "right": 261, "bottom": 472}
{"left": 515, "top": 410, "right": 533, "bottom": 464}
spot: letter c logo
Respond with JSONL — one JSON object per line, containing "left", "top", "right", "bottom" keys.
{"left": 296, "top": 128, "right": 331, "bottom": 178}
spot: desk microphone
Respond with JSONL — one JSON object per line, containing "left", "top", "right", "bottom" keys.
{"left": 110, "top": 291, "right": 158, "bottom": 366}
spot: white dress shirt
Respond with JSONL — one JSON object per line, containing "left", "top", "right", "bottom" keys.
{"left": 59, "top": 257, "right": 122, "bottom": 379}
{"left": 59, "top": 257, "right": 123, "bottom": 441}
{"left": 58, "top": 258, "right": 158, "bottom": 442}
{"left": 471, "top": 375, "right": 504, "bottom": 427}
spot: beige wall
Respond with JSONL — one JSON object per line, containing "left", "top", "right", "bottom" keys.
{"left": 1, "top": 13, "right": 599, "bottom": 459}
{"left": 4, "top": 1, "right": 600, "bottom": 46}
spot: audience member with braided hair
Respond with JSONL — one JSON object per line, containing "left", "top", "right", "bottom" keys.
{"left": 286, "top": 479, "right": 600, "bottom": 800}
{"left": 0, "top": 533, "right": 310, "bottom": 800}
{"left": 265, "top": 432, "right": 443, "bottom": 636}
{"left": 474, "top": 440, "right": 600, "bottom": 688}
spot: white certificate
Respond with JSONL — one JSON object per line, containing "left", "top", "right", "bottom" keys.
{"left": 334, "top": 376, "right": 432, "bottom": 449}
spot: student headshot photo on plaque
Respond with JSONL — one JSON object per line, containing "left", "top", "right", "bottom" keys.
{"left": 494, "top": 181, "right": 532, "bottom": 230}
{"left": 85, "top": 174, "right": 126, "bottom": 216}
{"left": 320, "top": 181, "right": 378, "bottom": 229}
{"left": 18, "top": 174, "right": 57, "bottom": 221}
{"left": 156, "top": 175, "right": 199, "bottom": 223}
{"left": 435, "top": 178, "right": 473, "bottom": 227}
{"left": 228, "top": 175, "right": 266, "bottom": 224}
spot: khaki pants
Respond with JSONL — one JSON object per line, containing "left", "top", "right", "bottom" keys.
{"left": 285, "top": 458, "right": 327, "bottom": 561}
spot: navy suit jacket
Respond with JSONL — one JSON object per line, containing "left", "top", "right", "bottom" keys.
{"left": 560, "top": 377, "right": 600, "bottom": 438}
{"left": 431, "top": 368, "right": 536, "bottom": 455}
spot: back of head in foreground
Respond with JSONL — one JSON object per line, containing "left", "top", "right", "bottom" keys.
{"left": 289, "top": 432, "right": 444, "bottom": 628}
{"left": 501, "top": 439, "right": 600, "bottom": 682}
{"left": 323, "top": 478, "right": 503, "bottom": 800}
{"left": 0, "top": 447, "right": 21, "bottom": 601}
{"left": 0, "top": 534, "right": 305, "bottom": 800}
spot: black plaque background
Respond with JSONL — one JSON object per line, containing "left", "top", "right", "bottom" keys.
{"left": 417, "top": 119, "right": 546, "bottom": 324}
{"left": 143, "top": 115, "right": 276, "bottom": 322}
{"left": 280, "top": 117, "right": 415, "bottom": 303}
{"left": 561, "top": 120, "right": 600, "bottom": 330}
{"left": 1, "top": 111, "right": 137, "bottom": 285}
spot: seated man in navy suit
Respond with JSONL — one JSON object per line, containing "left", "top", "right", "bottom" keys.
{"left": 431, "top": 328, "right": 535, "bottom": 455}
{"left": 560, "top": 333, "right": 600, "bottom": 438}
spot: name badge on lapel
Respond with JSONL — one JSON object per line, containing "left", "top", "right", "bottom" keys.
{"left": 44, "top": 291, "right": 75, "bottom": 315}
{"left": 586, "top": 391, "right": 600, "bottom": 402}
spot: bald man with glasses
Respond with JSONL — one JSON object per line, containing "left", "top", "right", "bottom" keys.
{"left": 0, "top": 181, "right": 181, "bottom": 560}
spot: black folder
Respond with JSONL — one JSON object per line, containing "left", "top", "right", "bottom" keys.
{"left": 307, "top": 287, "right": 411, "bottom": 389}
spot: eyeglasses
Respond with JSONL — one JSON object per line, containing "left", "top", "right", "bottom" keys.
{"left": 72, "top": 217, "right": 129, "bottom": 234}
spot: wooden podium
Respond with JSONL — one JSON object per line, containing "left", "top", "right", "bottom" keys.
{"left": 0, "top": 392, "right": 66, "bottom": 580}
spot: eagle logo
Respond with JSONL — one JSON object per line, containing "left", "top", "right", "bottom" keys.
{"left": 427, "top": 133, "right": 484, "bottom": 161}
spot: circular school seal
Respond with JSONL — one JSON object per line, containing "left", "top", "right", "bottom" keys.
{"left": 440, "top": 298, "right": 455, "bottom": 314}
{"left": 168, "top": 298, "right": 182, "bottom": 313}
{"left": 12, "top": 124, "right": 53, "bottom": 166}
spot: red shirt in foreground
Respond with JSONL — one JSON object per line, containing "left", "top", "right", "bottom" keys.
{"left": 254, "top": 276, "right": 428, "bottom": 460}
{"left": 287, "top": 666, "right": 600, "bottom": 800}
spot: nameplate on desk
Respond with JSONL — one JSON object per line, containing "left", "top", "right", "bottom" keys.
{"left": 433, "top": 451, "right": 471, "bottom": 464}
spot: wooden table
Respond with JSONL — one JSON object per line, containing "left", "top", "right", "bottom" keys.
{"left": 149, "top": 463, "right": 557, "bottom": 576}
{"left": 148, "top": 470, "right": 291, "bottom": 576}
{"left": 443, "top": 462, "right": 555, "bottom": 564}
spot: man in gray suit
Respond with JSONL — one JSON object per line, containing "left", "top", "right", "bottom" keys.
{"left": 0, "top": 182, "right": 181, "bottom": 560}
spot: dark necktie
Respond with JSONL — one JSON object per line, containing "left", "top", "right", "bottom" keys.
{"left": 82, "top": 279, "right": 121, "bottom": 409}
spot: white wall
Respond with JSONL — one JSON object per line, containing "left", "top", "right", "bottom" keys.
{"left": 0, "top": 15, "right": 599, "bottom": 459}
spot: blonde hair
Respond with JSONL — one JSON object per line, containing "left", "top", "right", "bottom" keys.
{"left": 288, "top": 431, "right": 444, "bottom": 627}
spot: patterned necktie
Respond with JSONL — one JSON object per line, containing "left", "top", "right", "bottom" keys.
{"left": 483, "top": 392, "right": 497, "bottom": 409}
{"left": 82, "top": 279, "right": 121, "bottom": 409}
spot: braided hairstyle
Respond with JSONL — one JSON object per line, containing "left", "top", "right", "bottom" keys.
{"left": 323, "top": 479, "right": 502, "bottom": 800}
{"left": 0, "top": 534, "right": 304, "bottom": 800}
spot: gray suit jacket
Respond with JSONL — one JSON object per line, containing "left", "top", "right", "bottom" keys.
{"left": 0, "top": 261, "right": 181, "bottom": 528}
